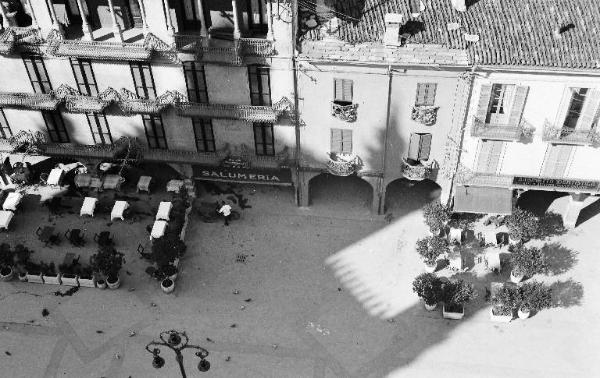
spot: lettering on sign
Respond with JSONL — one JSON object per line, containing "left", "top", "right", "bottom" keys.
{"left": 193, "top": 165, "right": 293, "bottom": 186}
{"left": 512, "top": 176, "right": 600, "bottom": 191}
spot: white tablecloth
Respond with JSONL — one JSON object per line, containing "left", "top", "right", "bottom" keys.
{"left": 47, "top": 168, "right": 64, "bottom": 186}
{"left": 110, "top": 201, "right": 129, "bottom": 221}
{"left": 0, "top": 210, "right": 14, "bottom": 230}
{"left": 156, "top": 201, "right": 172, "bottom": 221}
{"left": 2, "top": 192, "right": 23, "bottom": 211}
{"left": 80, "top": 197, "right": 98, "bottom": 217}
{"left": 151, "top": 220, "right": 168, "bottom": 239}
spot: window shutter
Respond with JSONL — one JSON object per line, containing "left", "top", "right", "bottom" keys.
{"left": 330, "top": 129, "right": 342, "bottom": 153}
{"left": 416, "top": 84, "right": 437, "bottom": 106}
{"left": 342, "top": 80, "right": 353, "bottom": 102}
{"left": 475, "top": 84, "right": 493, "bottom": 121}
{"left": 476, "top": 140, "right": 503, "bottom": 174}
{"left": 508, "top": 85, "right": 529, "bottom": 126}
{"left": 334, "top": 79, "right": 343, "bottom": 101}
{"left": 407, "top": 133, "right": 421, "bottom": 160}
{"left": 341, "top": 129, "right": 353, "bottom": 154}
{"left": 542, "top": 145, "right": 572, "bottom": 177}
{"left": 418, "top": 133, "right": 432, "bottom": 160}
{"left": 577, "top": 88, "right": 600, "bottom": 130}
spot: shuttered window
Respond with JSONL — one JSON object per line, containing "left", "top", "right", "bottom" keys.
{"left": 70, "top": 58, "right": 98, "bottom": 96}
{"left": 475, "top": 140, "right": 504, "bottom": 174}
{"left": 130, "top": 62, "right": 156, "bottom": 99}
{"left": 330, "top": 128, "right": 352, "bottom": 154}
{"left": 183, "top": 62, "right": 208, "bottom": 103}
{"left": 86, "top": 113, "right": 112, "bottom": 145}
{"left": 542, "top": 145, "right": 573, "bottom": 178}
{"left": 334, "top": 79, "right": 353, "bottom": 105}
{"left": 415, "top": 83, "right": 437, "bottom": 106}
{"left": 142, "top": 115, "right": 167, "bottom": 149}
{"left": 42, "top": 111, "right": 69, "bottom": 143}
{"left": 507, "top": 86, "right": 529, "bottom": 126}
{"left": 249, "top": 65, "right": 271, "bottom": 106}
{"left": 407, "top": 133, "right": 432, "bottom": 161}
{"left": 192, "top": 118, "right": 215, "bottom": 152}
{"left": 562, "top": 88, "right": 588, "bottom": 130}
{"left": 562, "top": 87, "right": 600, "bottom": 131}
{"left": 0, "top": 109, "right": 12, "bottom": 139}
{"left": 253, "top": 122, "right": 275, "bottom": 156}
{"left": 476, "top": 84, "right": 528, "bottom": 126}
{"left": 23, "top": 56, "right": 52, "bottom": 94}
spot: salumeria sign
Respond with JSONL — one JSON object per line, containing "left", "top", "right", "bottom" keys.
{"left": 193, "top": 165, "right": 293, "bottom": 185}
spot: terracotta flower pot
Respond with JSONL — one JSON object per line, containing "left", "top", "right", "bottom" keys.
{"left": 424, "top": 302, "right": 437, "bottom": 311}
{"left": 18, "top": 272, "right": 27, "bottom": 282}
{"left": 0, "top": 266, "right": 14, "bottom": 282}
{"left": 96, "top": 279, "right": 107, "bottom": 289}
{"left": 510, "top": 270, "right": 525, "bottom": 283}
{"left": 106, "top": 275, "right": 121, "bottom": 289}
{"left": 424, "top": 263, "right": 437, "bottom": 273}
{"left": 161, "top": 278, "right": 175, "bottom": 294}
{"left": 518, "top": 307, "right": 531, "bottom": 319}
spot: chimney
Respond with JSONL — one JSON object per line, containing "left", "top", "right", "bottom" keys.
{"left": 383, "top": 13, "right": 403, "bottom": 47}
{"left": 451, "top": 0, "right": 467, "bottom": 12}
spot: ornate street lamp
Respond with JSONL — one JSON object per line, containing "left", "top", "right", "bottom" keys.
{"left": 145, "top": 330, "right": 210, "bottom": 377}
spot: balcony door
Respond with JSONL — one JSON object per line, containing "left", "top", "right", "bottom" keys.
{"left": 246, "top": 0, "right": 268, "bottom": 35}
{"left": 172, "top": 0, "right": 203, "bottom": 32}
{"left": 93, "top": 0, "right": 133, "bottom": 30}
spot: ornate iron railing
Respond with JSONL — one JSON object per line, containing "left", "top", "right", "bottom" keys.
{"left": 54, "top": 39, "right": 151, "bottom": 61}
{"left": 326, "top": 152, "right": 360, "bottom": 176}
{"left": 177, "top": 102, "right": 278, "bottom": 122}
{"left": 174, "top": 34, "right": 275, "bottom": 60}
{"left": 0, "top": 92, "right": 59, "bottom": 110}
{"left": 471, "top": 117, "right": 532, "bottom": 141}
{"left": 239, "top": 38, "right": 275, "bottom": 56}
{"left": 411, "top": 105, "right": 439, "bottom": 126}
{"left": 331, "top": 102, "right": 358, "bottom": 122}
{"left": 401, "top": 158, "right": 434, "bottom": 181}
{"left": 542, "top": 120, "right": 600, "bottom": 146}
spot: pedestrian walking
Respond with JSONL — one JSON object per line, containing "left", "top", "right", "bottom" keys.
{"left": 218, "top": 202, "right": 232, "bottom": 226}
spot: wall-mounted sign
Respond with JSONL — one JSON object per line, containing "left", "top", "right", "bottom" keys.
{"left": 193, "top": 165, "right": 293, "bottom": 186}
{"left": 512, "top": 176, "right": 600, "bottom": 191}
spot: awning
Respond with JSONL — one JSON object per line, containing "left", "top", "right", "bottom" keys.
{"left": 453, "top": 185, "right": 513, "bottom": 215}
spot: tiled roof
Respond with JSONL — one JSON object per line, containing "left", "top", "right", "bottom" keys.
{"left": 299, "top": 0, "right": 600, "bottom": 69}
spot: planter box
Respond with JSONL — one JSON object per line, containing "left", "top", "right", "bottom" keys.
{"left": 442, "top": 305, "right": 464, "bottom": 320}
{"left": 43, "top": 274, "right": 62, "bottom": 285}
{"left": 490, "top": 308, "right": 512, "bottom": 323}
{"left": 78, "top": 276, "right": 96, "bottom": 288}
{"left": 25, "top": 272, "right": 44, "bottom": 284}
{"left": 60, "top": 274, "right": 79, "bottom": 286}
{"left": 424, "top": 302, "right": 437, "bottom": 311}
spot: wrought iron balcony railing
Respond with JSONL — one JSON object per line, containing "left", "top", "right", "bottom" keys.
{"left": 239, "top": 38, "right": 275, "bottom": 56}
{"left": 54, "top": 39, "right": 151, "bottom": 61}
{"left": 174, "top": 34, "right": 275, "bottom": 64}
{"left": 331, "top": 102, "right": 358, "bottom": 122}
{"left": 471, "top": 117, "right": 532, "bottom": 141}
{"left": 0, "top": 92, "right": 59, "bottom": 110}
{"left": 401, "top": 158, "right": 434, "bottom": 181}
{"left": 326, "top": 152, "right": 360, "bottom": 176}
{"left": 177, "top": 102, "right": 279, "bottom": 122}
{"left": 411, "top": 105, "right": 439, "bottom": 126}
{"left": 542, "top": 120, "right": 600, "bottom": 146}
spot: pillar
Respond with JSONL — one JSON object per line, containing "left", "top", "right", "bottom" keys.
{"left": 231, "top": 0, "right": 241, "bottom": 39}
{"left": 298, "top": 170, "right": 320, "bottom": 208}
{"left": 0, "top": 2, "right": 8, "bottom": 29}
{"left": 107, "top": 0, "right": 123, "bottom": 42}
{"left": 266, "top": 0, "right": 274, "bottom": 41}
{"left": 75, "top": 0, "right": 93, "bottom": 40}
{"left": 562, "top": 193, "right": 589, "bottom": 229}
{"left": 46, "top": 0, "right": 64, "bottom": 35}
{"left": 196, "top": 0, "right": 208, "bottom": 38}
{"left": 136, "top": 0, "right": 148, "bottom": 36}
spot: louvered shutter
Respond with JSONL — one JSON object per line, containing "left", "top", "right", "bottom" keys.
{"left": 475, "top": 84, "right": 493, "bottom": 121}
{"left": 407, "top": 133, "right": 421, "bottom": 160}
{"left": 330, "top": 129, "right": 342, "bottom": 153}
{"left": 418, "top": 133, "right": 432, "bottom": 160}
{"left": 342, "top": 80, "right": 353, "bottom": 102}
{"left": 508, "top": 86, "right": 529, "bottom": 126}
{"left": 542, "top": 145, "right": 572, "bottom": 177}
{"left": 476, "top": 140, "right": 503, "bottom": 174}
{"left": 577, "top": 88, "right": 600, "bottom": 130}
{"left": 341, "top": 129, "right": 353, "bottom": 154}
{"left": 334, "top": 79, "right": 343, "bottom": 102}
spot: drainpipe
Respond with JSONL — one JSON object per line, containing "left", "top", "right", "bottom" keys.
{"left": 380, "top": 64, "right": 393, "bottom": 214}
{"left": 291, "top": 0, "right": 302, "bottom": 205}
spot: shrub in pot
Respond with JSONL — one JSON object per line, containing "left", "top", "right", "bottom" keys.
{"left": 24, "top": 261, "right": 44, "bottom": 284}
{"left": 441, "top": 279, "right": 476, "bottom": 320}
{"left": 161, "top": 277, "right": 175, "bottom": 294}
{"left": 510, "top": 245, "right": 548, "bottom": 283}
{"left": 422, "top": 201, "right": 450, "bottom": 234}
{"left": 518, "top": 281, "right": 552, "bottom": 319}
{"left": 14, "top": 244, "right": 33, "bottom": 276}
{"left": 0, "top": 243, "right": 15, "bottom": 281}
{"left": 58, "top": 260, "right": 80, "bottom": 287}
{"left": 41, "top": 262, "right": 61, "bottom": 285}
{"left": 491, "top": 284, "right": 518, "bottom": 322}
{"left": 75, "top": 265, "right": 95, "bottom": 288}
{"left": 415, "top": 236, "right": 449, "bottom": 272}
{"left": 506, "top": 208, "right": 539, "bottom": 243}
{"left": 412, "top": 273, "right": 442, "bottom": 310}
{"left": 146, "top": 233, "right": 185, "bottom": 285}
{"left": 91, "top": 246, "right": 125, "bottom": 289}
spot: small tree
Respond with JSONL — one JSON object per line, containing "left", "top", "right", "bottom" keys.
{"left": 519, "top": 281, "right": 552, "bottom": 313}
{"left": 511, "top": 245, "right": 548, "bottom": 277}
{"left": 506, "top": 208, "right": 539, "bottom": 242}
{"left": 442, "top": 279, "right": 477, "bottom": 313}
{"left": 422, "top": 201, "right": 451, "bottom": 233}
{"left": 491, "top": 285, "right": 518, "bottom": 316}
{"left": 415, "top": 236, "right": 449, "bottom": 266}
{"left": 412, "top": 273, "right": 442, "bottom": 306}
{"left": 91, "top": 246, "right": 125, "bottom": 280}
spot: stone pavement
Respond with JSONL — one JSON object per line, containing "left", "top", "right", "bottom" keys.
{"left": 0, "top": 184, "right": 599, "bottom": 377}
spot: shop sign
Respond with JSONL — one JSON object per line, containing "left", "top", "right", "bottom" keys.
{"left": 512, "top": 176, "right": 600, "bottom": 191}
{"left": 193, "top": 165, "right": 293, "bottom": 186}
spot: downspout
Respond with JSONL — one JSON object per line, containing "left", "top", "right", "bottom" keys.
{"left": 291, "top": 0, "right": 302, "bottom": 205}
{"left": 380, "top": 64, "right": 393, "bottom": 214}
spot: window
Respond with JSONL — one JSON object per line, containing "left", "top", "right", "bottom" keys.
{"left": 130, "top": 62, "right": 156, "bottom": 99}
{"left": 330, "top": 128, "right": 352, "bottom": 154}
{"left": 23, "top": 56, "right": 52, "bottom": 94}
{"left": 542, "top": 145, "right": 573, "bottom": 178}
{"left": 253, "top": 122, "right": 274, "bottom": 156}
{"left": 182, "top": 0, "right": 202, "bottom": 30}
{"left": 192, "top": 118, "right": 215, "bottom": 152}
{"left": 485, "top": 84, "right": 515, "bottom": 123}
{"left": 333, "top": 79, "right": 353, "bottom": 105}
{"left": 248, "top": 65, "right": 271, "bottom": 106}
{"left": 183, "top": 62, "right": 208, "bottom": 103}
{"left": 247, "top": 0, "right": 267, "bottom": 32}
{"left": 475, "top": 140, "right": 504, "bottom": 174}
{"left": 0, "top": 109, "right": 12, "bottom": 139}
{"left": 407, "top": 133, "right": 432, "bottom": 162}
{"left": 415, "top": 83, "right": 437, "bottom": 106}
{"left": 142, "top": 115, "right": 167, "bottom": 149}
{"left": 563, "top": 88, "right": 588, "bottom": 130}
{"left": 86, "top": 113, "right": 112, "bottom": 145}
{"left": 42, "top": 111, "right": 69, "bottom": 143}
{"left": 69, "top": 58, "right": 98, "bottom": 96}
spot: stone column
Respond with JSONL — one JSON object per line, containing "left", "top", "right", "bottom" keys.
{"left": 266, "top": 0, "right": 274, "bottom": 41}
{"left": 136, "top": 0, "right": 148, "bottom": 36}
{"left": 562, "top": 193, "right": 589, "bottom": 229}
{"left": 107, "top": 0, "right": 123, "bottom": 42}
{"left": 75, "top": 0, "right": 93, "bottom": 40}
{"left": 46, "top": 0, "right": 64, "bottom": 35}
{"left": 231, "top": 0, "right": 241, "bottom": 39}
{"left": 162, "top": 0, "right": 174, "bottom": 37}
{"left": 0, "top": 2, "right": 8, "bottom": 29}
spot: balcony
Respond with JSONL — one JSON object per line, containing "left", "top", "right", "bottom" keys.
{"left": 239, "top": 38, "right": 275, "bottom": 57}
{"left": 401, "top": 158, "right": 434, "bottom": 181}
{"left": 331, "top": 102, "right": 358, "bottom": 122}
{"left": 0, "top": 92, "right": 59, "bottom": 110}
{"left": 0, "top": 26, "right": 43, "bottom": 55}
{"left": 174, "top": 34, "right": 275, "bottom": 65}
{"left": 176, "top": 102, "right": 279, "bottom": 122}
{"left": 471, "top": 118, "right": 533, "bottom": 141}
{"left": 542, "top": 121, "right": 600, "bottom": 146}
{"left": 411, "top": 105, "right": 439, "bottom": 126}
{"left": 326, "top": 152, "right": 360, "bottom": 176}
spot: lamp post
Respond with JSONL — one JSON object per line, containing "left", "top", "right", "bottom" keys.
{"left": 145, "top": 330, "right": 210, "bottom": 377}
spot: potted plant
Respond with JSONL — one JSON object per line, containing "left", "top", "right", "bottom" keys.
{"left": 91, "top": 246, "right": 125, "bottom": 290}
{"left": 24, "top": 261, "right": 44, "bottom": 284}
{"left": 415, "top": 236, "right": 449, "bottom": 273}
{"left": 41, "top": 262, "right": 61, "bottom": 285}
{"left": 441, "top": 279, "right": 476, "bottom": 320}
{"left": 76, "top": 265, "right": 96, "bottom": 288}
{"left": 0, "top": 243, "right": 14, "bottom": 281}
{"left": 412, "top": 273, "right": 442, "bottom": 311}
{"left": 490, "top": 284, "right": 518, "bottom": 322}
{"left": 146, "top": 234, "right": 185, "bottom": 285}
{"left": 510, "top": 245, "right": 547, "bottom": 283}
{"left": 14, "top": 244, "right": 33, "bottom": 282}
{"left": 161, "top": 277, "right": 175, "bottom": 294}
{"left": 422, "top": 201, "right": 450, "bottom": 235}
{"left": 506, "top": 208, "right": 539, "bottom": 243}
{"left": 518, "top": 281, "right": 552, "bottom": 319}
